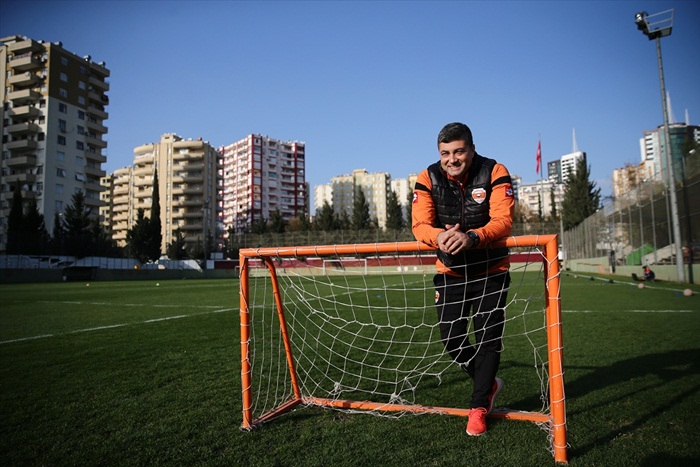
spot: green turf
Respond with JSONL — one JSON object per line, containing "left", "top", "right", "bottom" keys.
{"left": 1, "top": 274, "right": 699, "bottom": 466}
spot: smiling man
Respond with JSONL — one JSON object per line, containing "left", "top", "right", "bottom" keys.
{"left": 412, "top": 122, "right": 515, "bottom": 436}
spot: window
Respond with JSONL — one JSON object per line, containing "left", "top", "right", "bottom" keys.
{"left": 78, "top": 96, "right": 85, "bottom": 105}
{"left": 57, "top": 168, "right": 66, "bottom": 178}
{"left": 55, "top": 200, "right": 63, "bottom": 211}
{"left": 76, "top": 141, "right": 84, "bottom": 150}
{"left": 60, "top": 72, "right": 68, "bottom": 82}
{"left": 59, "top": 119, "right": 66, "bottom": 132}
{"left": 57, "top": 135, "right": 66, "bottom": 145}
{"left": 56, "top": 183, "right": 64, "bottom": 193}
{"left": 76, "top": 156, "right": 84, "bottom": 166}
{"left": 56, "top": 151, "right": 65, "bottom": 161}
{"left": 59, "top": 88, "right": 67, "bottom": 98}
{"left": 75, "top": 173, "right": 85, "bottom": 182}
{"left": 58, "top": 103, "right": 67, "bottom": 113}
{"left": 77, "top": 110, "right": 85, "bottom": 120}
{"left": 78, "top": 81, "right": 86, "bottom": 90}
{"left": 77, "top": 126, "right": 84, "bottom": 135}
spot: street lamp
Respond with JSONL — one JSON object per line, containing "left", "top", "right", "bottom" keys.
{"left": 635, "top": 9, "right": 686, "bottom": 282}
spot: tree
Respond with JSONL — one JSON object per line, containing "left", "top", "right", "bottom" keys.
{"left": 6, "top": 183, "right": 24, "bottom": 254}
{"left": 351, "top": 186, "right": 371, "bottom": 231}
{"left": 126, "top": 208, "right": 151, "bottom": 262}
{"left": 405, "top": 187, "right": 414, "bottom": 229}
{"left": 268, "top": 209, "right": 287, "bottom": 233}
{"left": 51, "top": 212, "right": 65, "bottom": 255}
{"left": 223, "top": 226, "right": 239, "bottom": 259}
{"left": 549, "top": 186, "right": 558, "bottom": 221}
{"left": 561, "top": 158, "right": 601, "bottom": 230}
{"left": 146, "top": 169, "right": 162, "bottom": 261}
{"left": 314, "top": 201, "right": 336, "bottom": 231}
{"left": 251, "top": 217, "right": 267, "bottom": 234}
{"left": 23, "top": 199, "right": 50, "bottom": 255}
{"left": 166, "top": 228, "right": 188, "bottom": 260}
{"left": 62, "top": 191, "right": 93, "bottom": 258}
{"left": 385, "top": 190, "right": 405, "bottom": 230}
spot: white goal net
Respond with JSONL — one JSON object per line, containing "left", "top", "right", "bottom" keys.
{"left": 239, "top": 236, "right": 567, "bottom": 463}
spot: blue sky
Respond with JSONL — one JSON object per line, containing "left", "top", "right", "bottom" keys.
{"left": 2, "top": 0, "right": 699, "bottom": 207}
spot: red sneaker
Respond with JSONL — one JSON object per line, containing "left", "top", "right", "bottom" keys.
{"left": 466, "top": 407, "right": 488, "bottom": 436}
{"left": 486, "top": 377, "right": 504, "bottom": 415}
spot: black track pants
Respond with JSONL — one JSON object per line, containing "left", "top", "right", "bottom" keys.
{"left": 433, "top": 271, "right": 510, "bottom": 408}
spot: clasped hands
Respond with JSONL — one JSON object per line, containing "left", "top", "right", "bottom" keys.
{"left": 436, "top": 223, "right": 473, "bottom": 255}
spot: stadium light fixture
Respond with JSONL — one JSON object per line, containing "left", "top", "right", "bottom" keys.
{"left": 634, "top": 9, "right": 685, "bottom": 282}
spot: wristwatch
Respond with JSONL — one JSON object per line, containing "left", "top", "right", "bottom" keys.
{"left": 467, "top": 231, "right": 480, "bottom": 248}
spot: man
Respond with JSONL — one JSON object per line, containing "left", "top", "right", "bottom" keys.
{"left": 412, "top": 122, "right": 515, "bottom": 436}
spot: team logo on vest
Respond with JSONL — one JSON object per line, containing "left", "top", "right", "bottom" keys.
{"left": 471, "top": 188, "right": 487, "bottom": 204}
{"left": 412, "top": 192, "right": 418, "bottom": 203}
{"left": 505, "top": 184, "right": 514, "bottom": 198}
{"left": 435, "top": 290, "right": 440, "bottom": 303}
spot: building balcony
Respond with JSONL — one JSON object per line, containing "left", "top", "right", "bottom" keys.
{"left": 8, "top": 72, "right": 42, "bottom": 87}
{"left": 85, "top": 152, "right": 107, "bottom": 164}
{"left": 88, "top": 105, "right": 108, "bottom": 120}
{"left": 88, "top": 75, "right": 110, "bottom": 92}
{"left": 89, "top": 61, "right": 110, "bottom": 78}
{"left": 7, "top": 89, "right": 41, "bottom": 105}
{"left": 6, "top": 139, "right": 38, "bottom": 152}
{"left": 86, "top": 119, "right": 108, "bottom": 134}
{"left": 5, "top": 154, "right": 37, "bottom": 167}
{"left": 9, "top": 55, "right": 43, "bottom": 72}
{"left": 84, "top": 165, "right": 106, "bottom": 178}
{"left": 7, "top": 105, "right": 40, "bottom": 119}
{"left": 85, "top": 134, "right": 107, "bottom": 149}
{"left": 7, "top": 38, "right": 44, "bottom": 55}
{"left": 4, "top": 173, "right": 37, "bottom": 185}
{"left": 6, "top": 122, "right": 40, "bottom": 136}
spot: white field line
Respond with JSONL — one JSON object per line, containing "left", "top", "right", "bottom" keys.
{"left": 0, "top": 306, "right": 235, "bottom": 345}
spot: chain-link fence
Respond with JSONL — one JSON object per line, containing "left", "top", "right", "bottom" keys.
{"left": 562, "top": 171, "right": 699, "bottom": 271}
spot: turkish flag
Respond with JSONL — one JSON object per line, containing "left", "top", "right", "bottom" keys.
{"left": 536, "top": 140, "right": 541, "bottom": 175}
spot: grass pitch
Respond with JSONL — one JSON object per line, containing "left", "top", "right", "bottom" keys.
{"left": 1, "top": 273, "right": 699, "bottom": 466}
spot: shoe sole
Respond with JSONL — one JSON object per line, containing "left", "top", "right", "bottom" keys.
{"left": 487, "top": 377, "right": 504, "bottom": 415}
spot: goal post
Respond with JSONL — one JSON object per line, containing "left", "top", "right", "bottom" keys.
{"left": 239, "top": 235, "right": 567, "bottom": 464}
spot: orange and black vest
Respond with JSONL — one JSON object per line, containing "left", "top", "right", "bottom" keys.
{"left": 426, "top": 153, "right": 510, "bottom": 277}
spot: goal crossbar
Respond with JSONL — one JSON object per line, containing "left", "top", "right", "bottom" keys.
{"left": 239, "top": 235, "right": 567, "bottom": 464}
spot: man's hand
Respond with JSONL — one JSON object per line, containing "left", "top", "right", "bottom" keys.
{"left": 436, "top": 224, "right": 469, "bottom": 254}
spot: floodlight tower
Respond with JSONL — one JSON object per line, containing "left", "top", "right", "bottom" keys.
{"left": 634, "top": 9, "right": 685, "bottom": 282}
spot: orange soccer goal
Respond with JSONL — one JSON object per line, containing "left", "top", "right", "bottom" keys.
{"left": 239, "top": 235, "right": 567, "bottom": 464}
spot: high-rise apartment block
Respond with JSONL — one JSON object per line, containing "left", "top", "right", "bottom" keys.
{"left": 560, "top": 151, "right": 586, "bottom": 184}
{"left": 221, "top": 134, "right": 307, "bottom": 234}
{"left": 330, "top": 169, "right": 391, "bottom": 228}
{"left": 1, "top": 35, "right": 109, "bottom": 251}
{"left": 639, "top": 123, "right": 700, "bottom": 182}
{"left": 100, "top": 133, "right": 222, "bottom": 253}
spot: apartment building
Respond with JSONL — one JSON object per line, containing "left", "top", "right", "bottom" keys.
{"left": 612, "top": 163, "right": 644, "bottom": 201}
{"left": 0, "top": 35, "right": 109, "bottom": 251}
{"left": 639, "top": 123, "right": 700, "bottom": 182}
{"left": 330, "top": 169, "right": 391, "bottom": 228}
{"left": 221, "top": 134, "right": 306, "bottom": 234}
{"left": 517, "top": 179, "right": 565, "bottom": 219}
{"left": 101, "top": 133, "right": 222, "bottom": 253}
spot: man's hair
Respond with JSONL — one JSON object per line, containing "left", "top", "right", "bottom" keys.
{"left": 437, "top": 122, "right": 473, "bottom": 147}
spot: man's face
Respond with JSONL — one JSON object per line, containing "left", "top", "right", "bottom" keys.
{"left": 439, "top": 140, "right": 474, "bottom": 180}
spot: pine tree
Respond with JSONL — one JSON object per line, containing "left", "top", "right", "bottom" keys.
{"left": 561, "top": 158, "right": 601, "bottom": 230}
{"left": 126, "top": 208, "right": 151, "bottom": 262}
{"left": 405, "top": 188, "right": 414, "bottom": 229}
{"left": 385, "top": 190, "right": 405, "bottom": 230}
{"left": 351, "top": 186, "right": 371, "bottom": 231}
{"left": 268, "top": 209, "right": 287, "bottom": 233}
{"left": 62, "top": 191, "right": 93, "bottom": 258}
{"left": 6, "top": 184, "right": 23, "bottom": 254}
{"left": 314, "top": 201, "right": 336, "bottom": 231}
{"left": 146, "top": 169, "right": 162, "bottom": 261}
{"left": 23, "top": 199, "right": 50, "bottom": 255}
